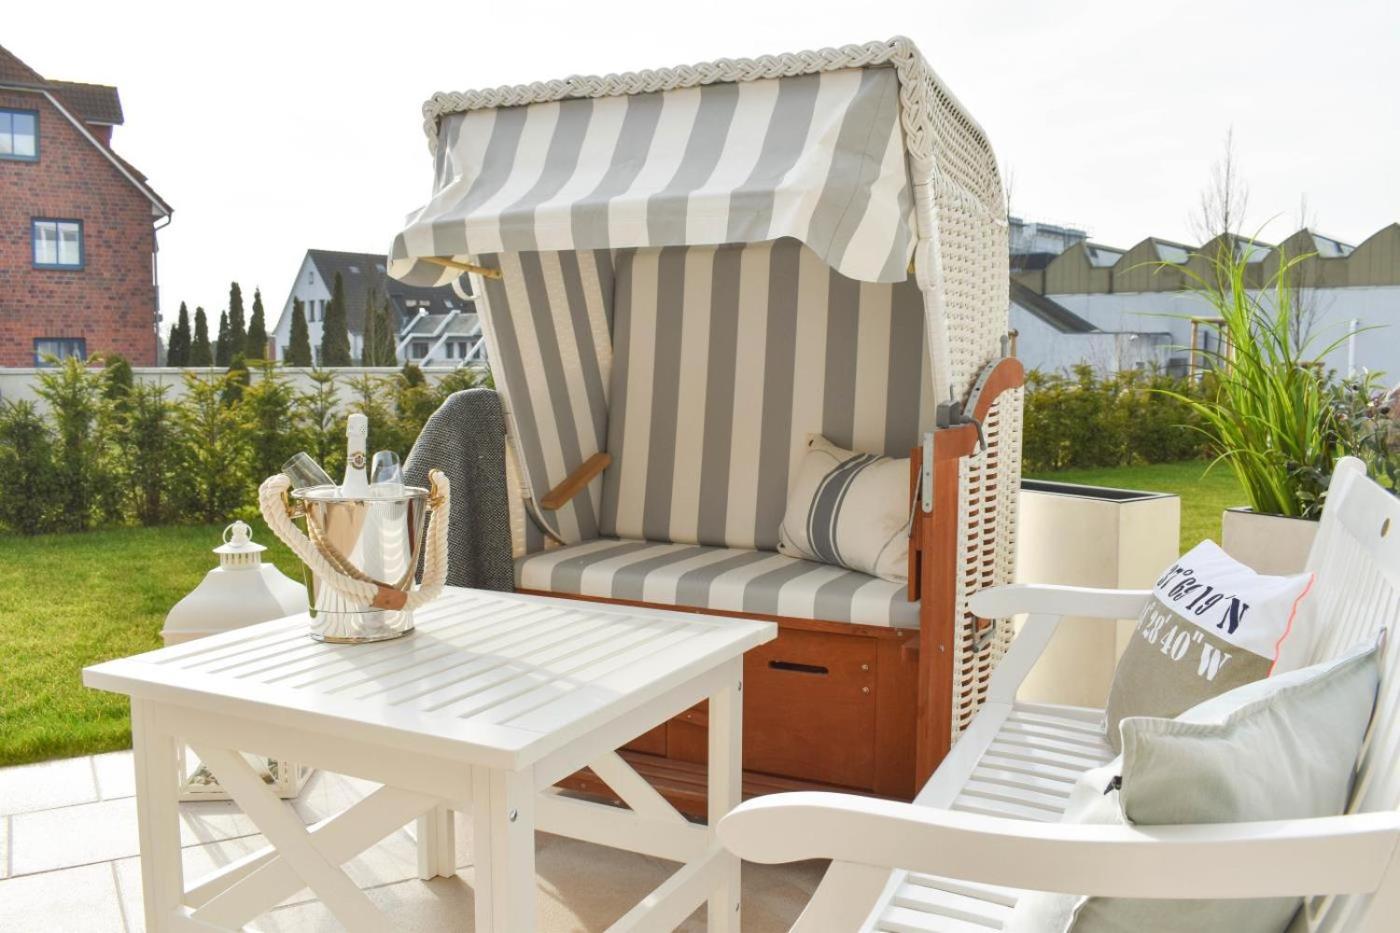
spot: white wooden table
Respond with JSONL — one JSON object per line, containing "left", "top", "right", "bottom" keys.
{"left": 84, "top": 587, "right": 775, "bottom": 932}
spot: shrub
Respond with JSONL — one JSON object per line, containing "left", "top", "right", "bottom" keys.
{"left": 33, "top": 357, "right": 120, "bottom": 531}
{"left": 241, "top": 362, "right": 300, "bottom": 485}
{"left": 118, "top": 383, "right": 178, "bottom": 525}
{"left": 0, "top": 401, "right": 58, "bottom": 534}
{"left": 173, "top": 373, "right": 249, "bottom": 523}
{"left": 295, "top": 368, "right": 344, "bottom": 480}
{"left": 1022, "top": 366, "right": 1205, "bottom": 473}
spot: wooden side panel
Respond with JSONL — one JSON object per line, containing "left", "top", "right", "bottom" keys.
{"left": 622, "top": 724, "right": 668, "bottom": 756}
{"left": 873, "top": 632, "right": 918, "bottom": 799}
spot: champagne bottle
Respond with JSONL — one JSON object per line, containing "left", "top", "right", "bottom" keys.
{"left": 342, "top": 413, "right": 370, "bottom": 496}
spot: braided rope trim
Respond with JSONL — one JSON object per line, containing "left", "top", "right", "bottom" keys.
{"left": 258, "top": 472, "right": 451, "bottom": 612}
{"left": 418, "top": 35, "right": 997, "bottom": 204}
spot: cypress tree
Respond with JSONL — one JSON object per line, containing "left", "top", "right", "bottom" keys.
{"left": 215, "top": 310, "right": 231, "bottom": 366}
{"left": 227, "top": 282, "right": 246, "bottom": 355}
{"left": 222, "top": 353, "right": 250, "bottom": 406}
{"left": 246, "top": 287, "right": 268, "bottom": 359}
{"left": 170, "top": 302, "right": 192, "bottom": 366}
{"left": 374, "top": 299, "right": 398, "bottom": 365}
{"left": 190, "top": 307, "right": 213, "bottom": 365}
{"left": 360, "top": 287, "right": 379, "bottom": 366}
{"left": 286, "top": 299, "right": 313, "bottom": 366}
{"left": 360, "top": 287, "right": 398, "bottom": 366}
{"left": 319, "top": 272, "right": 352, "bottom": 366}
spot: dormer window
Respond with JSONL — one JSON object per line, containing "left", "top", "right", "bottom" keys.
{"left": 0, "top": 108, "right": 38, "bottom": 161}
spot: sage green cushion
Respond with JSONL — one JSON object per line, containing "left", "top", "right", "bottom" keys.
{"left": 1007, "top": 642, "right": 1380, "bottom": 933}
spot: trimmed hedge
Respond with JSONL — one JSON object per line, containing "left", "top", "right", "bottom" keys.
{"left": 0, "top": 359, "right": 487, "bottom": 535}
{"left": 1023, "top": 366, "right": 1207, "bottom": 473}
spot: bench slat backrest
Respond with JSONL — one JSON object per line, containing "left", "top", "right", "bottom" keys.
{"left": 599, "top": 237, "right": 933, "bottom": 551}
{"left": 1296, "top": 458, "right": 1400, "bottom": 930}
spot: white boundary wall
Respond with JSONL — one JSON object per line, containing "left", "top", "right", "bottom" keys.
{"left": 0, "top": 365, "right": 484, "bottom": 409}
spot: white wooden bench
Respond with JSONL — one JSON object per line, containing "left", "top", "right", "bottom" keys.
{"left": 720, "top": 457, "right": 1400, "bottom": 932}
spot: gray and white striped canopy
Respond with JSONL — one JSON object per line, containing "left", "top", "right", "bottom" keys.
{"left": 389, "top": 66, "right": 915, "bottom": 286}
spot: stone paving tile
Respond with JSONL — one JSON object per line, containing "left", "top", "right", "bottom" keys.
{"left": 254, "top": 874, "right": 477, "bottom": 932}
{"left": 0, "top": 861, "right": 126, "bottom": 933}
{"left": 92, "top": 751, "right": 136, "bottom": 801}
{"left": 9, "top": 795, "right": 259, "bottom": 876}
{"left": 0, "top": 754, "right": 99, "bottom": 816}
{"left": 289, "top": 768, "right": 380, "bottom": 824}
{"left": 114, "top": 835, "right": 269, "bottom": 933}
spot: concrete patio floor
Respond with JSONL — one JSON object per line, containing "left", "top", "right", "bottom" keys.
{"left": 0, "top": 752, "right": 822, "bottom": 931}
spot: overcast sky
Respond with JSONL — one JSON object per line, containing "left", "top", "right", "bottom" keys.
{"left": 8, "top": 0, "right": 1399, "bottom": 331}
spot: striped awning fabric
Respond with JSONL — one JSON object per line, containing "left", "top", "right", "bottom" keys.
{"left": 389, "top": 66, "right": 915, "bottom": 286}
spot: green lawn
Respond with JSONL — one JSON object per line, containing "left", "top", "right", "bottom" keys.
{"left": 0, "top": 520, "right": 299, "bottom": 767}
{"left": 0, "top": 460, "right": 1244, "bottom": 767}
{"left": 1025, "top": 460, "right": 1245, "bottom": 553}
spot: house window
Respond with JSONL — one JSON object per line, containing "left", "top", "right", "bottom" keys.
{"left": 34, "top": 337, "right": 86, "bottom": 366}
{"left": 0, "top": 108, "right": 38, "bottom": 161}
{"left": 445, "top": 339, "right": 469, "bottom": 359}
{"left": 32, "top": 219, "right": 84, "bottom": 269}
{"left": 411, "top": 341, "right": 429, "bottom": 359}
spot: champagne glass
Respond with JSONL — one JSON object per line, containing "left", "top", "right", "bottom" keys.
{"left": 282, "top": 452, "right": 335, "bottom": 492}
{"left": 370, "top": 450, "right": 404, "bottom": 494}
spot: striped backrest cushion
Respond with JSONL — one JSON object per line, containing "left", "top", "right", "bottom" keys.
{"left": 600, "top": 237, "right": 932, "bottom": 551}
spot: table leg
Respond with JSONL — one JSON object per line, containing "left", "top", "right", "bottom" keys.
{"left": 416, "top": 804, "right": 455, "bottom": 880}
{"left": 707, "top": 660, "right": 743, "bottom": 933}
{"left": 131, "top": 699, "right": 184, "bottom": 932}
{"left": 474, "top": 768, "right": 536, "bottom": 932}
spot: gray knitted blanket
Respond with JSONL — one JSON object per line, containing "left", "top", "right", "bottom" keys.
{"left": 403, "top": 388, "right": 515, "bottom": 592}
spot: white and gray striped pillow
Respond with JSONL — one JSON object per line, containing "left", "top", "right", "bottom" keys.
{"left": 777, "top": 435, "right": 911, "bottom": 583}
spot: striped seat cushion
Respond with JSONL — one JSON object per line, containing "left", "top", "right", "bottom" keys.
{"left": 515, "top": 538, "right": 920, "bottom": 628}
{"left": 600, "top": 237, "right": 932, "bottom": 552}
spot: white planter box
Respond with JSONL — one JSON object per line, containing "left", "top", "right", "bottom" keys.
{"left": 1220, "top": 507, "right": 1319, "bottom": 575}
{"left": 1015, "top": 481, "right": 1181, "bottom": 707}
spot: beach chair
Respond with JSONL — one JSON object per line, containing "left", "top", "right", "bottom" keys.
{"left": 719, "top": 457, "right": 1400, "bottom": 931}
{"left": 387, "top": 38, "right": 1020, "bottom": 808}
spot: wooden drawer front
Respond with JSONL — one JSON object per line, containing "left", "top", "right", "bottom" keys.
{"left": 742, "top": 629, "right": 878, "bottom": 788}
{"left": 662, "top": 628, "right": 882, "bottom": 790}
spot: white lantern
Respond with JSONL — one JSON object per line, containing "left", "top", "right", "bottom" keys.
{"left": 163, "top": 521, "right": 312, "bottom": 800}
{"left": 163, "top": 520, "right": 307, "bottom": 643}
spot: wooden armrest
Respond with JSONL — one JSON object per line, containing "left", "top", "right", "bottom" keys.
{"left": 539, "top": 452, "right": 612, "bottom": 510}
{"left": 719, "top": 792, "right": 1400, "bottom": 899}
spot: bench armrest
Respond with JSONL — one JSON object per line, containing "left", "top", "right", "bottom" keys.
{"left": 539, "top": 452, "right": 612, "bottom": 510}
{"left": 718, "top": 792, "right": 1400, "bottom": 900}
{"left": 971, "top": 583, "right": 1152, "bottom": 621}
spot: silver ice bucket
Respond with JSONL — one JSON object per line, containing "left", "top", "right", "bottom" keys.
{"left": 293, "top": 484, "right": 428, "bottom": 642}
{"left": 260, "top": 470, "right": 450, "bottom": 644}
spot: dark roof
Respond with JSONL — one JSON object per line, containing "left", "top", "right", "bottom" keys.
{"left": 0, "top": 45, "right": 167, "bottom": 216}
{"left": 47, "top": 80, "right": 123, "bottom": 124}
{"left": 1011, "top": 251, "right": 1058, "bottom": 272}
{"left": 0, "top": 45, "right": 46, "bottom": 85}
{"left": 1010, "top": 280, "right": 1098, "bottom": 334}
{"left": 306, "top": 249, "right": 472, "bottom": 332}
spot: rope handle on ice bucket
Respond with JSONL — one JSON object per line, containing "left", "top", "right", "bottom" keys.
{"left": 258, "top": 469, "right": 450, "bottom": 612}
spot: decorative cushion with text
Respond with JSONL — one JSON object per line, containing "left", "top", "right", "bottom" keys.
{"left": 1103, "top": 540, "right": 1313, "bottom": 752}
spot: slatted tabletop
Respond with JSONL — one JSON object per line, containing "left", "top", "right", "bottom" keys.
{"left": 85, "top": 587, "right": 775, "bottom": 772}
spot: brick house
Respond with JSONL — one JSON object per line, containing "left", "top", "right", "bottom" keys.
{"left": 0, "top": 45, "right": 172, "bottom": 367}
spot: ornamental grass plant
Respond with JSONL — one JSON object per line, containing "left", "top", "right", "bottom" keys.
{"left": 1162, "top": 244, "right": 1367, "bottom": 519}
